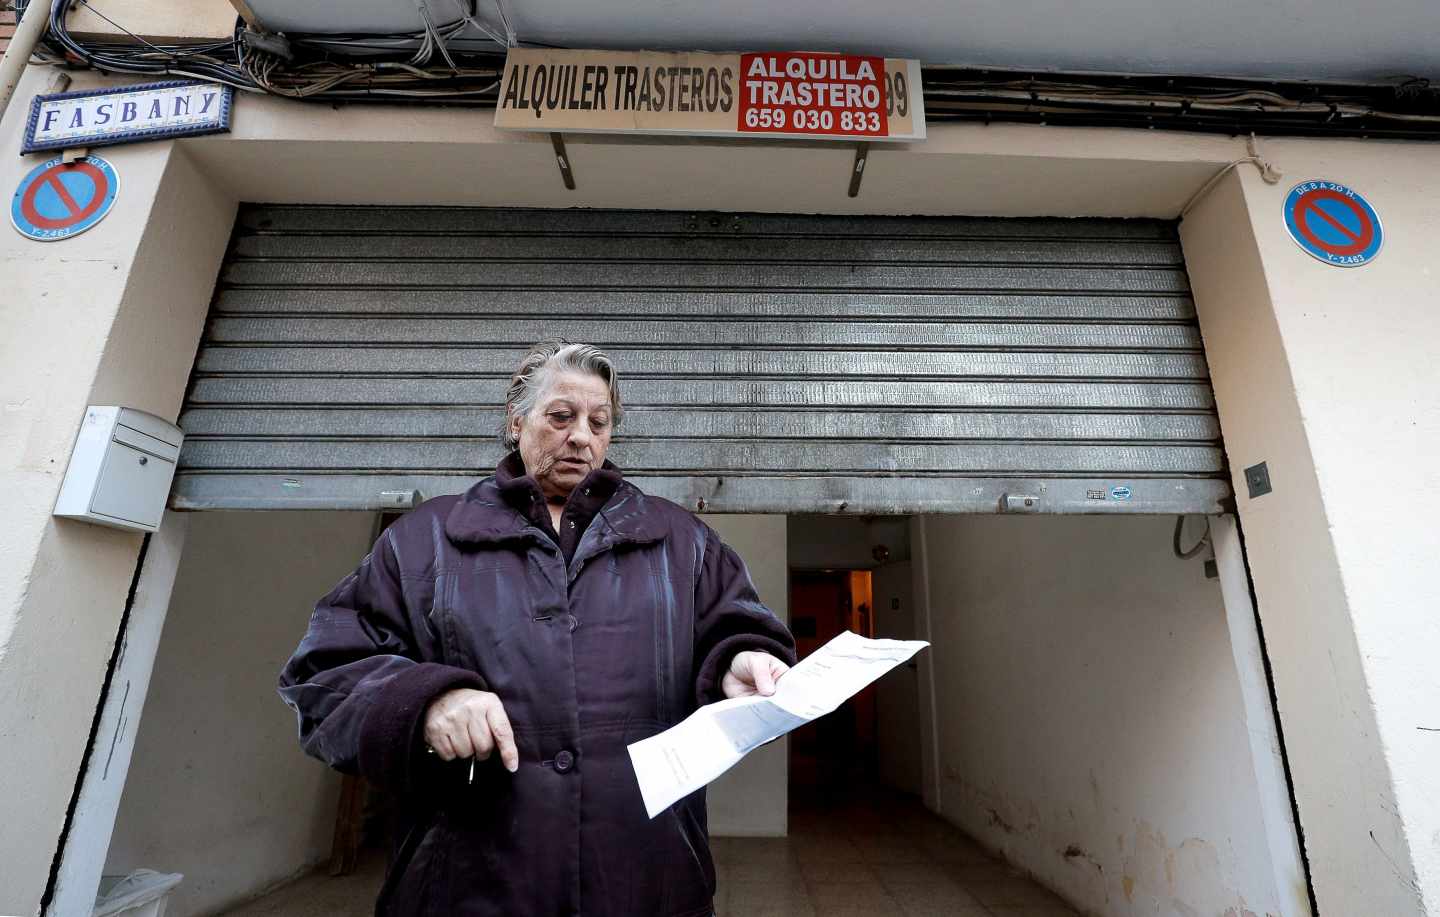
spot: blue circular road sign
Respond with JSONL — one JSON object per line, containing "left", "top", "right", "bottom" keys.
{"left": 1283, "top": 180, "right": 1382, "bottom": 267}
{"left": 11, "top": 155, "right": 119, "bottom": 242}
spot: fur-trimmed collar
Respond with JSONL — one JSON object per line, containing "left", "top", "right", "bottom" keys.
{"left": 444, "top": 454, "right": 667, "bottom": 549}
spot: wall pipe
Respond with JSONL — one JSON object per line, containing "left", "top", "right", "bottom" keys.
{"left": 0, "top": 0, "right": 52, "bottom": 126}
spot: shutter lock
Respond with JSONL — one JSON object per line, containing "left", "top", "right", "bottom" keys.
{"left": 999, "top": 493, "right": 1041, "bottom": 513}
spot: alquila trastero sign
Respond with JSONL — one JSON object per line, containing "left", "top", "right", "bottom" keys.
{"left": 494, "top": 49, "right": 925, "bottom": 141}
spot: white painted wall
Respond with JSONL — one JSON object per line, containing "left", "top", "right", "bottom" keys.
{"left": 104, "top": 511, "right": 374, "bottom": 917}
{"left": 1182, "top": 151, "right": 1440, "bottom": 915}
{"left": 702, "top": 514, "right": 791, "bottom": 836}
{"left": 0, "top": 63, "right": 235, "bottom": 915}
{"left": 50, "top": 514, "right": 192, "bottom": 917}
{"left": 920, "top": 514, "right": 1286, "bottom": 917}
{"left": 787, "top": 515, "right": 911, "bottom": 569}
{"left": 909, "top": 519, "right": 943, "bottom": 814}
{"left": 872, "top": 561, "right": 923, "bottom": 796}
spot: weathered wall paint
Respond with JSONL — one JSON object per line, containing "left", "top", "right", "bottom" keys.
{"left": 1183, "top": 152, "right": 1440, "bottom": 915}
{"left": 104, "top": 511, "right": 371, "bottom": 916}
{"left": 701, "top": 515, "right": 791, "bottom": 836}
{"left": 788, "top": 515, "right": 911, "bottom": 569}
{"left": 871, "top": 560, "right": 924, "bottom": 796}
{"left": 920, "top": 514, "right": 1287, "bottom": 917}
{"left": 67, "top": 0, "right": 235, "bottom": 41}
{"left": 49, "top": 513, "right": 191, "bottom": 917}
{"left": 0, "top": 66, "right": 234, "bottom": 915}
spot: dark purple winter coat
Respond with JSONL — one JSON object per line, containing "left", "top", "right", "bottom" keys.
{"left": 278, "top": 454, "right": 795, "bottom": 917}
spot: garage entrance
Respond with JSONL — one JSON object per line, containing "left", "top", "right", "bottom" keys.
{"left": 95, "top": 205, "right": 1301, "bottom": 916}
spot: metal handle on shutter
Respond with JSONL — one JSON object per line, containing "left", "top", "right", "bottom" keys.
{"left": 999, "top": 493, "right": 1040, "bottom": 513}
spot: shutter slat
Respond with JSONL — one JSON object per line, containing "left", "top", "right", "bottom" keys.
{"left": 174, "top": 205, "right": 1229, "bottom": 513}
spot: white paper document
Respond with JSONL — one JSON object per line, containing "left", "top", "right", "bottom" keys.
{"left": 627, "top": 631, "right": 929, "bottom": 818}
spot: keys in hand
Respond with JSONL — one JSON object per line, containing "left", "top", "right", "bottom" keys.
{"left": 423, "top": 688, "right": 520, "bottom": 773}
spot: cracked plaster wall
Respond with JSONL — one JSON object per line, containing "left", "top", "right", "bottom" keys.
{"left": 921, "top": 514, "right": 1283, "bottom": 917}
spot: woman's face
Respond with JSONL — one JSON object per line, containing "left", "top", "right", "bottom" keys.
{"left": 512, "top": 370, "right": 614, "bottom": 501}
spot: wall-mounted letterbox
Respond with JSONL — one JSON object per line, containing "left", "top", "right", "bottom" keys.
{"left": 54, "top": 407, "right": 184, "bottom": 533}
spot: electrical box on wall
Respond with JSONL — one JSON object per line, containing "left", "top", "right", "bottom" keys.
{"left": 54, "top": 407, "right": 184, "bottom": 533}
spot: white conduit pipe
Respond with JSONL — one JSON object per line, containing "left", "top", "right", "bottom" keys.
{"left": 0, "top": 1, "right": 54, "bottom": 126}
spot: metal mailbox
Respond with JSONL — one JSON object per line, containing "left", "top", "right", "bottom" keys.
{"left": 54, "top": 407, "right": 183, "bottom": 533}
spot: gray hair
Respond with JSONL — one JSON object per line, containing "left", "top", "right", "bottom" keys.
{"left": 501, "top": 342, "right": 624, "bottom": 451}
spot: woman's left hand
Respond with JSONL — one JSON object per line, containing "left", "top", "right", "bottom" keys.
{"left": 722, "top": 650, "right": 791, "bottom": 699}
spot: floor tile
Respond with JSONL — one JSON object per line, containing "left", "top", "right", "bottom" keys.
{"left": 799, "top": 858, "right": 880, "bottom": 883}
{"left": 916, "top": 835, "right": 996, "bottom": 865}
{"left": 728, "top": 857, "right": 806, "bottom": 883}
{"left": 986, "top": 903, "right": 1083, "bottom": 917}
{"left": 806, "top": 880, "right": 900, "bottom": 914}
{"left": 726, "top": 878, "right": 816, "bottom": 916}
{"left": 725, "top": 835, "right": 791, "bottom": 857}
{"left": 792, "top": 836, "right": 868, "bottom": 865}
{"left": 886, "top": 881, "right": 992, "bottom": 917}
{"left": 224, "top": 782, "right": 1079, "bottom": 917}
{"left": 948, "top": 860, "right": 1016, "bottom": 886}
{"left": 967, "top": 876, "right": 1062, "bottom": 907}
{"left": 853, "top": 836, "right": 927, "bottom": 864}
{"left": 878, "top": 861, "right": 968, "bottom": 886}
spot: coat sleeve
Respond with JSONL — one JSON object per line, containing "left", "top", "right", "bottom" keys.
{"left": 277, "top": 525, "right": 485, "bottom": 793}
{"left": 692, "top": 525, "right": 798, "bottom": 705}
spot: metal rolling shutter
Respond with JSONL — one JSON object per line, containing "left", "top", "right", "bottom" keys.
{"left": 172, "top": 206, "right": 1230, "bottom": 514}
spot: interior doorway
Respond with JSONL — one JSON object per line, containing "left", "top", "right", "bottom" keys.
{"left": 789, "top": 569, "right": 871, "bottom": 791}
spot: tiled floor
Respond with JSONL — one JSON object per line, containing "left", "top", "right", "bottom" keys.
{"left": 219, "top": 852, "right": 381, "bottom": 917}
{"left": 222, "top": 786, "right": 1078, "bottom": 917}
{"left": 711, "top": 787, "right": 1080, "bottom": 917}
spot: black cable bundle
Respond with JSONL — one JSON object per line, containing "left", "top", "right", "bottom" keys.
{"left": 15, "top": 0, "right": 1440, "bottom": 137}
{"left": 21, "top": 0, "right": 260, "bottom": 90}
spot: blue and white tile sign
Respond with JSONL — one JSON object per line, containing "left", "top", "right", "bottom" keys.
{"left": 22, "top": 81, "right": 233, "bottom": 155}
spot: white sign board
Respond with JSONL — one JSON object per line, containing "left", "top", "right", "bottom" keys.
{"left": 495, "top": 49, "right": 925, "bottom": 142}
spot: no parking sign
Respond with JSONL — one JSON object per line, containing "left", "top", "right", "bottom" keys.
{"left": 1283, "top": 180, "right": 1382, "bottom": 267}
{"left": 11, "top": 155, "right": 118, "bottom": 242}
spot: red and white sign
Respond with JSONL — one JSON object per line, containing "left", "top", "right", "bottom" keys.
{"left": 738, "top": 53, "right": 888, "bottom": 138}
{"left": 11, "top": 155, "right": 119, "bottom": 242}
{"left": 494, "top": 49, "right": 925, "bottom": 142}
{"left": 1282, "top": 180, "right": 1384, "bottom": 267}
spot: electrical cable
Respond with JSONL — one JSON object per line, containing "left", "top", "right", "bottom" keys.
{"left": 28, "top": 0, "right": 261, "bottom": 91}
{"left": 15, "top": 1, "right": 1440, "bottom": 132}
{"left": 1173, "top": 515, "right": 1211, "bottom": 560}
{"left": 1178, "top": 134, "right": 1283, "bottom": 219}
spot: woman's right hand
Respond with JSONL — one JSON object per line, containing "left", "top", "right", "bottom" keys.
{"left": 423, "top": 688, "right": 520, "bottom": 773}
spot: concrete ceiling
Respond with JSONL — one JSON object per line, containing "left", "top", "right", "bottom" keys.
{"left": 245, "top": 0, "right": 1440, "bottom": 82}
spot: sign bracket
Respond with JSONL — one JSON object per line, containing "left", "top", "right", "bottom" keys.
{"left": 550, "top": 133, "right": 576, "bottom": 191}
{"left": 848, "top": 142, "right": 870, "bottom": 197}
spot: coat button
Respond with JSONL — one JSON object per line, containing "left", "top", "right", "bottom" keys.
{"left": 554, "top": 750, "right": 575, "bottom": 773}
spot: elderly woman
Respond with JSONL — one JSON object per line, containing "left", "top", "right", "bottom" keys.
{"left": 278, "top": 342, "right": 796, "bottom": 917}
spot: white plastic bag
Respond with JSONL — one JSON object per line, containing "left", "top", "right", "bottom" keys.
{"left": 93, "top": 870, "right": 183, "bottom": 917}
